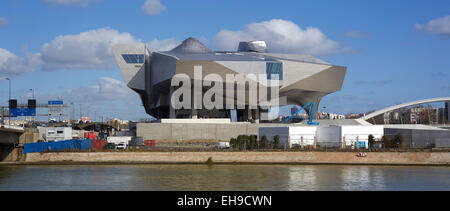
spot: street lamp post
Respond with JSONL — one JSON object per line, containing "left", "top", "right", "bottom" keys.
{"left": 6, "top": 78, "right": 11, "bottom": 127}
{"left": 29, "top": 88, "right": 35, "bottom": 99}
{"left": 321, "top": 106, "right": 326, "bottom": 120}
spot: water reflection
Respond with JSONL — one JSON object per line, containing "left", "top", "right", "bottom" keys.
{"left": 0, "top": 165, "right": 448, "bottom": 191}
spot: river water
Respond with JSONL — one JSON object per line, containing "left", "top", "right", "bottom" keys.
{"left": 0, "top": 164, "right": 448, "bottom": 191}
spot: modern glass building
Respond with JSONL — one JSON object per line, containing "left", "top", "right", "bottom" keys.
{"left": 112, "top": 38, "right": 347, "bottom": 122}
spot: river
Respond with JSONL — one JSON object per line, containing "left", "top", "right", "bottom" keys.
{"left": 0, "top": 164, "right": 448, "bottom": 191}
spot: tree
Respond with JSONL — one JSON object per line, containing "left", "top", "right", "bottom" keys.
{"left": 274, "top": 135, "right": 280, "bottom": 149}
{"left": 382, "top": 135, "right": 391, "bottom": 148}
{"left": 261, "top": 135, "right": 268, "bottom": 149}
{"left": 237, "top": 135, "right": 244, "bottom": 150}
{"left": 368, "top": 135, "right": 375, "bottom": 149}
{"left": 249, "top": 135, "right": 257, "bottom": 150}
{"left": 394, "top": 133, "right": 404, "bottom": 149}
{"left": 230, "top": 138, "right": 237, "bottom": 149}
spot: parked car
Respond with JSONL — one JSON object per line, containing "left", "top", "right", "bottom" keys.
{"left": 116, "top": 142, "right": 127, "bottom": 150}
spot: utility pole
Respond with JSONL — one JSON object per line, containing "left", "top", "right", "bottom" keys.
{"left": 443, "top": 103, "right": 446, "bottom": 126}
{"left": 6, "top": 78, "right": 11, "bottom": 127}
{"left": 70, "top": 102, "right": 74, "bottom": 123}
{"left": 29, "top": 88, "right": 35, "bottom": 99}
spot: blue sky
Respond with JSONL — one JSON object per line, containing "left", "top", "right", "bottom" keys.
{"left": 0, "top": 0, "right": 449, "bottom": 121}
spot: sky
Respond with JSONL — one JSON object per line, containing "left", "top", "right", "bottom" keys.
{"left": 0, "top": 0, "right": 449, "bottom": 121}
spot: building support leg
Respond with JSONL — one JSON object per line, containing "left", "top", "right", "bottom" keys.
{"left": 192, "top": 109, "right": 198, "bottom": 119}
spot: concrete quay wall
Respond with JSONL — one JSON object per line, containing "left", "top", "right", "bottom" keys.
{"left": 23, "top": 151, "right": 450, "bottom": 165}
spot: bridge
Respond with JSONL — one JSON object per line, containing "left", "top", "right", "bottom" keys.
{"left": 0, "top": 127, "right": 24, "bottom": 162}
{"left": 361, "top": 97, "right": 450, "bottom": 121}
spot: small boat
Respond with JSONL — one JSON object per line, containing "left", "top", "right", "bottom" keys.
{"left": 357, "top": 152, "right": 368, "bottom": 157}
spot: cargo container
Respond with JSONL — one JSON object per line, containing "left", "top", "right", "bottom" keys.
{"left": 23, "top": 139, "right": 92, "bottom": 154}
{"left": 129, "top": 137, "right": 144, "bottom": 146}
{"left": 84, "top": 132, "right": 97, "bottom": 140}
{"left": 92, "top": 139, "right": 107, "bottom": 150}
{"left": 144, "top": 140, "right": 158, "bottom": 147}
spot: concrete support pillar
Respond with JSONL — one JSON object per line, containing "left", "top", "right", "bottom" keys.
{"left": 301, "top": 136, "right": 304, "bottom": 149}
{"left": 192, "top": 109, "right": 198, "bottom": 119}
{"left": 259, "top": 109, "right": 269, "bottom": 123}
{"left": 288, "top": 136, "right": 291, "bottom": 149}
{"left": 169, "top": 107, "right": 176, "bottom": 119}
{"left": 356, "top": 136, "right": 360, "bottom": 149}
{"left": 254, "top": 108, "right": 260, "bottom": 123}
{"left": 313, "top": 136, "right": 317, "bottom": 149}
{"left": 169, "top": 87, "right": 176, "bottom": 119}
{"left": 243, "top": 106, "right": 252, "bottom": 121}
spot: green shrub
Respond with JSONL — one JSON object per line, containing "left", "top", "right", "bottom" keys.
{"left": 394, "top": 133, "right": 404, "bottom": 148}
{"left": 206, "top": 157, "right": 214, "bottom": 166}
{"left": 382, "top": 135, "right": 391, "bottom": 148}
{"left": 274, "top": 135, "right": 280, "bottom": 149}
{"left": 261, "top": 135, "right": 268, "bottom": 149}
{"left": 368, "top": 135, "right": 375, "bottom": 149}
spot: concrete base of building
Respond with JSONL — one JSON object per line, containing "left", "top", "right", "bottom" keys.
{"left": 137, "top": 122, "right": 278, "bottom": 141}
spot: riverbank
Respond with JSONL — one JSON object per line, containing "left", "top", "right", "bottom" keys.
{"left": 3, "top": 151, "right": 448, "bottom": 166}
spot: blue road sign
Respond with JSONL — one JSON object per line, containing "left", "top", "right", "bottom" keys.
{"left": 10, "top": 108, "right": 36, "bottom": 117}
{"left": 48, "top": 101, "right": 63, "bottom": 105}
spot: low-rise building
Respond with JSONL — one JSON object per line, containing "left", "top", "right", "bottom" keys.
{"left": 38, "top": 127, "right": 72, "bottom": 142}
{"left": 259, "top": 125, "right": 384, "bottom": 149}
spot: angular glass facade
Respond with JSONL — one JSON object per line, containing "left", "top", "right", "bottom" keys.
{"left": 266, "top": 62, "right": 283, "bottom": 80}
{"left": 122, "top": 54, "right": 144, "bottom": 64}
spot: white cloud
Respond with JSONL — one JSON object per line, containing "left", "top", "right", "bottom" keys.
{"left": 213, "top": 19, "right": 346, "bottom": 56}
{"left": 40, "top": 28, "right": 136, "bottom": 70}
{"left": 34, "top": 77, "right": 143, "bottom": 119}
{"left": 43, "top": 0, "right": 100, "bottom": 7}
{"left": 415, "top": 15, "right": 450, "bottom": 36}
{"left": 94, "top": 77, "right": 135, "bottom": 101}
{"left": 0, "top": 17, "right": 7, "bottom": 25}
{"left": 0, "top": 48, "right": 40, "bottom": 77}
{"left": 147, "top": 38, "right": 180, "bottom": 52}
{"left": 142, "top": 0, "right": 166, "bottom": 16}
{"left": 40, "top": 77, "right": 138, "bottom": 103}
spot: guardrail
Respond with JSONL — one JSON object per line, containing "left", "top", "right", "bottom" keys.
{"left": 0, "top": 124, "right": 24, "bottom": 131}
